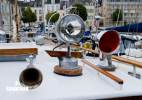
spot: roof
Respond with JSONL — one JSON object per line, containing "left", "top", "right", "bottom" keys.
{"left": 29, "top": 0, "right": 42, "bottom": 7}
{"left": 70, "top": 0, "right": 93, "bottom": 5}
{"left": 18, "top": 1, "right": 30, "bottom": 7}
{"left": 45, "top": 0, "right": 60, "bottom": 4}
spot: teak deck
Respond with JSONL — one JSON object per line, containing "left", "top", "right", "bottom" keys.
{"left": 45, "top": 50, "right": 83, "bottom": 58}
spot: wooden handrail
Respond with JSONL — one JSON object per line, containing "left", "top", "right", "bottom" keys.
{"left": 81, "top": 60, "right": 123, "bottom": 84}
{"left": 51, "top": 40, "right": 142, "bottom": 68}
{"left": 72, "top": 45, "right": 142, "bottom": 68}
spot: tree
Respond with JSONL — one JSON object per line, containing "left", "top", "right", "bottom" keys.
{"left": 69, "top": 3, "right": 87, "bottom": 21}
{"left": 21, "top": 6, "right": 37, "bottom": 26}
{"left": 94, "top": 0, "right": 103, "bottom": 7}
{"left": 45, "top": 11, "right": 59, "bottom": 23}
{"left": 112, "top": 9, "right": 123, "bottom": 23}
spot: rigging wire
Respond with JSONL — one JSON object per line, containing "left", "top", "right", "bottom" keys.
{"left": 134, "top": 0, "right": 141, "bottom": 61}
{"left": 116, "top": 1, "right": 122, "bottom": 69}
{"left": 116, "top": 9, "right": 121, "bottom": 27}
{"left": 127, "top": 0, "right": 140, "bottom": 60}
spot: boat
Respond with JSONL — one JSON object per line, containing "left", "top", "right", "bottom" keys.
{"left": 0, "top": 29, "right": 6, "bottom": 43}
{"left": 1, "top": 5, "right": 142, "bottom": 99}
{"left": 105, "top": 23, "right": 142, "bottom": 34}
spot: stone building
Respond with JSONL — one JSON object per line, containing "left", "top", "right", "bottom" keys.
{"left": 69, "top": 0, "right": 95, "bottom": 28}
{"left": 43, "top": 0, "right": 95, "bottom": 28}
{"left": 44, "top": 0, "right": 60, "bottom": 25}
{"left": 0, "top": 0, "right": 11, "bottom": 32}
{"left": 9, "top": 0, "right": 21, "bottom": 29}
{"left": 0, "top": 0, "right": 21, "bottom": 32}
{"left": 105, "top": 0, "right": 142, "bottom": 27}
{"left": 29, "top": 0, "right": 43, "bottom": 25}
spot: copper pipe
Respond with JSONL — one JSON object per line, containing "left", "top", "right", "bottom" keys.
{"left": 81, "top": 60, "right": 123, "bottom": 84}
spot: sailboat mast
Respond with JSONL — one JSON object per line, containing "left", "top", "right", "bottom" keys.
{"left": 122, "top": 0, "right": 124, "bottom": 26}
{"left": 15, "top": 0, "right": 18, "bottom": 34}
{"left": 97, "top": 0, "right": 98, "bottom": 16}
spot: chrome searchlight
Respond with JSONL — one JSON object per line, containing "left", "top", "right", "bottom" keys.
{"left": 54, "top": 14, "right": 85, "bottom": 76}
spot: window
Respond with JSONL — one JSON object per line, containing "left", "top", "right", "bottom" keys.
{"left": 90, "top": 16, "right": 93, "bottom": 19}
{"left": 1, "top": 5, "right": 3, "bottom": 11}
{"left": 7, "top": 5, "right": 9, "bottom": 12}
{"left": 124, "top": 4, "right": 126, "bottom": 8}
{"left": 87, "top": 16, "right": 90, "bottom": 19}
{"left": 47, "top": 6, "right": 50, "bottom": 11}
{"left": 130, "top": 20, "right": 133, "bottom": 24}
{"left": 39, "top": 16, "right": 42, "bottom": 21}
{"left": 136, "top": 13, "right": 139, "bottom": 16}
{"left": 1, "top": 4, "right": 4, "bottom": 11}
{"left": 51, "top": 0, "right": 55, "bottom": 4}
{"left": 131, "top": 13, "right": 133, "bottom": 17}
{"left": 90, "top": 21, "right": 92, "bottom": 26}
{"left": 90, "top": 3, "right": 93, "bottom": 6}
{"left": 90, "top": 9, "right": 93, "bottom": 13}
{"left": 2, "top": 15, "right": 5, "bottom": 24}
{"left": 35, "top": 10, "right": 37, "bottom": 14}
{"left": 86, "top": 9, "right": 89, "bottom": 13}
{"left": 63, "top": 5, "right": 66, "bottom": 9}
{"left": 8, "top": 16, "right": 9, "bottom": 24}
{"left": 135, "top": 20, "right": 138, "bottom": 23}
{"left": 124, "top": 13, "right": 126, "bottom": 16}
{"left": 52, "top": 6, "right": 54, "bottom": 11}
{"left": 137, "top": 5, "right": 139, "bottom": 9}
{"left": 56, "top": 6, "right": 59, "bottom": 11}
{"left": 12, "top": 7, "right": 13, "bottom": 14}
{"left": 34, "top": 4, "right": 37, "bottom": 7}
{"left": 39, "top": 10, "right": 41, "bottom": 14}
{"left": 112, "top": 4, "right": 114, "bottom": 8}
{"left": 117, "top": 4, "right": 119, "bottom": 8}
{"left": 86, "top": 21, "right": 88, "bottom": 27}
{"left": 131, "top": 4, "right": 133, "bottom": 8}
{"left": 86, "top": 2, "right": 89, "bottom": 6}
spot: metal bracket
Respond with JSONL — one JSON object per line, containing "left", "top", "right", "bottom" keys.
{"left": 26, "top": 53, "right": 36, "bottom": 68}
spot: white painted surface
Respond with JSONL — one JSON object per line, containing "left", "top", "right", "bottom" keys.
{"left": 0, "top": 30, "right": 5, "bottom": 34}
{"left": 0, "top": 42, "right": 37, "bottom": 49}
{"left": 125, "top": 48, "right": 142, "bottom": 57}
{"left": 0, "top": 45, "right": 142, "bottom": 99}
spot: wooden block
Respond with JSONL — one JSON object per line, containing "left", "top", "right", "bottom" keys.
{"left": 0, "top": 48, "right": 38, "bottom": 56}
{"left": 54, "top": 65, "right": 83, "bottom": 76}
{"left": 45, "top": 50, "right": 83, "bottom": 58}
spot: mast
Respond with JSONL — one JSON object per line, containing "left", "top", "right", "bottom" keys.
{"left": 122, "top": 0, "right": 124, "bottom": 26}
{"left": 42, "top": 0, "right": 45, "bottom": 34}
{"left": 0, "top": 0, "right": 2, "bottom": 28}
{"left": 15, "top": 0, "right": 18, "bottom": 34}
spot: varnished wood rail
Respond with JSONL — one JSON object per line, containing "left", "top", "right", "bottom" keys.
{"left": 51, "top": 40, "right": 142, "bottom": 68}
{"left": 72, "top": 45, "right": 142, "bottom": 68}
{"left": 81, "top": 59, "right": 124, "bottom": 84}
